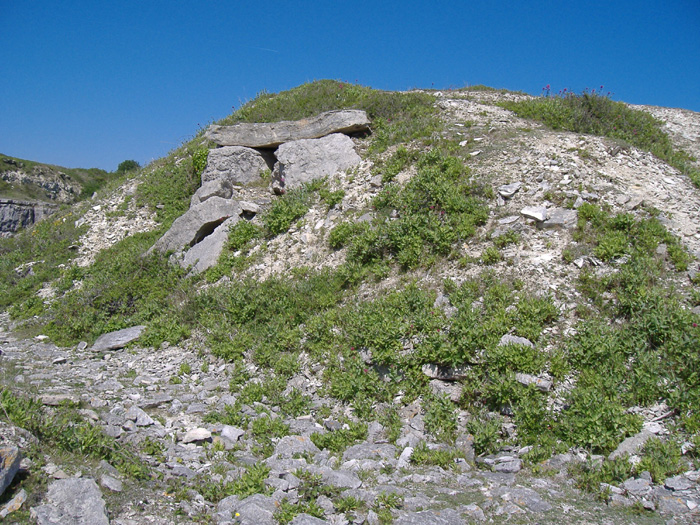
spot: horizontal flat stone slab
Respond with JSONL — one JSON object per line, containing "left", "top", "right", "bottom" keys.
{"left": 91, "top": 325, "right": 146, "bottom": 352}
{"left": 205, "top": 110, "right": 370, "bottom": 148}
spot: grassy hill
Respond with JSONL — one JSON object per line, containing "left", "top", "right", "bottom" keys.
{"left": 1, "top": 80, "right": 700, "bottom": 522}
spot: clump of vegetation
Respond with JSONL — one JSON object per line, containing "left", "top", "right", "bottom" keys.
{"left": 500, "top": 90, "right": 700, "bottom": 188}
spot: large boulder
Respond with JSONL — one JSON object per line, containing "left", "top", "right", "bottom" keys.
{"left": 205, "top": 110, "right": 370, "bottom": 148}
{"left": 201, "top": 146, "right": 273, "bottom": 186}
{"left": 178, "top": 216, "right": 240, "bottom": 275}
{"left": 30, "top": 478, "right": 109, "bottom": 525}
{"left": 150, "top": 197, "right": 241, "bottom": 254}
{"left": 272, "top": 133, "right": 361, "bottom": 193}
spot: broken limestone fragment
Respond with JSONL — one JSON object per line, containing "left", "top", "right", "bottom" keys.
{"left": 190, "top": 179, "right": 234, "bottom": 206}
{"left": 540, "top": 208, "right": 577, "bottom": 230}
{"left": 201, "top": 146, "right": 273, "bottom": 186}
{"left": 272, "top": 133, "right": 361, "bottom": 193}
{"left": 520, "top": 206, "right": 548, "bottom": 222}
{"left": 205, "top": 110, "right": 370, "bottom": 148}
{"left": 498, "top": 182, "right": 521, "bottom": 199}
{"left": 91, "top": 325, "right": 146, "bottom": 352}
{"left": 499, "top": 334, "right": 534, "bottom": 348}
{"left": 31, "top": 478, "right": 109, "bottom": 525}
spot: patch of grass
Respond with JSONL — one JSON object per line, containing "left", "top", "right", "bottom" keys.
{"left": 410, "top": 441, "right": 463, "bottom": 468}
{"left": 424, "top": 394, "right": 458, "bottom": 442}
{"left": 42, "top": 232, "right": 191, "bottom": 346}
{"left": 0, "top": 209, "right": 86, "bottom": 314}
{"left": 310, "top": 421, "right": 367, "bottom": 453}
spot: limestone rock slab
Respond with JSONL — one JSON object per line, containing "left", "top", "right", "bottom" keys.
{"left": 205, "top": 110, "right": 370, "bottom": 148}
{"left": 178, "top": 216, "right": 240, "bottom": 275}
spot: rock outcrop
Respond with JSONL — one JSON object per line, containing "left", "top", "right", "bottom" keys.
{"left": 205, "top": 110, "right": 370, "bottom": 148}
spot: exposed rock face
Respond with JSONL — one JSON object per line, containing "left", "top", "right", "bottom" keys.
{"left": 201, "top": 146, "right": 274, "bottom": 186}
{"left": 0, "top": 199, "right": 58, "bottom": 235}
{"left": 205, "top": 110, "right": 370, "bottom": 148}
{"left": 272, "top": 133, "right": 361, "bottom": 193}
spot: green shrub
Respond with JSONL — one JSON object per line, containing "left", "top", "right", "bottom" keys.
{"left": 116, "top": 159, "right": 140, "bottom": 173}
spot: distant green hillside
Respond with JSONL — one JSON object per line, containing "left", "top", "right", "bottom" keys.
{"left": 0, "top": 153, "right": 111, "bottom": 202}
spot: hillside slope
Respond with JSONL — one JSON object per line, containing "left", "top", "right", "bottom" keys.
{"left": 1, "top": 81, "right": 700, "bottom": 524}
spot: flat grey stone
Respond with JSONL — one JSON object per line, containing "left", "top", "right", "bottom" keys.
{"left": 205, "top": 110, "right": 370, "bottom": 148}
{"left": 274, "top": 435, "right": 320, "bottom": 458}
{"left": 273, "top": 133, "right": 361, "bottom": 193}
{"left": 499, "top": 334, "right": 534, "bottom": 347}
{"left": 181, "top": 428, "right": 212, "bottom": 444}
{"left": 191, "top": 179, "right": 234, "bottom": 206}
{"left": 540, "top": 208, "right": 577, "bottom": 230}
{"left": 91, "top": 325, "right": 145, "bottom": 352}
{"left": 124, "top": 405, "right": 155, "bottom": 427}
{"left": 317, "top": 466, "right": 362, "bottom": 489}
{"left": 179, "top": 215, "right": 239, "bottom": 275}
{"left": 623, "top": 477, "right": 652, "bottom": 496}
{"left": 396, "top": 508, "right": 465, "bottom": 524}
{"left": 515, "top": 373, "right": 552, "bottom": 392}
{"left": 495, "top": 459, "right": 522, "bottom": 473}
{"left": 99, "top": 474, "right": 122, "bottom": 492}
{"left": 221, "top": 425, "right": 245, "bottom": 443}
{"left": 0, "top": 446, "right": 21, "bottom": 497}
{"left": 217, "top": 493, "right": 277, "bottom": 525}
{"left": 290, "top": 513, "right": 329, "bottom": 524}
{"left": 499, "top": 487, "right": 552, "bottom": 512}
{"left": 665, "top": 475, "right": 693, "bottom": 491}
{"left": 30, "top": 478, "right": 109, "bottom": 525}
{"left": 520, "top": 206, "right": 548, "bottom": 222}
{"left": 343, "top": 443, "right": 396, "bottom": 462}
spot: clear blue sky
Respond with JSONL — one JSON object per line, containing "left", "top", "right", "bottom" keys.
{"left": 1, "top": 1, "right": 699, "bottom": 171}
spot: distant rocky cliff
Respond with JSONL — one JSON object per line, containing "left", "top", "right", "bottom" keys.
{"left": 0, "top": 155, "right": 107, "bottom": 235}
{"left": 0, "top": 199, "right": 58, "bottom": 237}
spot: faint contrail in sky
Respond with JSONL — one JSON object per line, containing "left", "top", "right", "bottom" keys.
{"left": 246, "top": 46, "right": 279, "bottom": 53}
